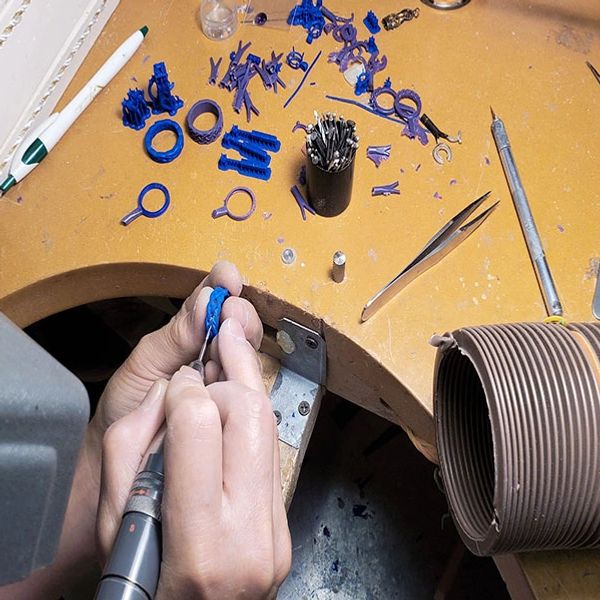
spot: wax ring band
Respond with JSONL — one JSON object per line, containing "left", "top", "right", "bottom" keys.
{"left": 287, "top": 50, "right": 304, "bottom": 69}
{"left": 138, "top": 182, "right": 171, "bottom": 217}
{"left": 394, "top": 89, "right": 422, "bottom": 120}
{"left": 144, "top": 119, "right": 184, "bottom": 163}
{"left": 121, "top": 182, "right": 171, "bottom": 225}
{"left": 186, "top": 99, "right": 223, "bottom": 145}
{"left": 371, "top": 87, "right": 397, "bottom": 115}
{"left": 212, "top": 186, "right": 256, "bottom": 221}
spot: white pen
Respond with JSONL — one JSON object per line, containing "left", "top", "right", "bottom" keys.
{"left": 0, "top": 26, "right": 148, "bottom": 197}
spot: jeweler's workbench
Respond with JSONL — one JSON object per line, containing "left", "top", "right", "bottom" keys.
{"left": 1, "top": 0, "right": 599, "bottom": 596}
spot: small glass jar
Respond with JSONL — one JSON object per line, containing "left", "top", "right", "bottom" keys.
{"left": 199, "top": 0, "right": 239, "bottom": 40}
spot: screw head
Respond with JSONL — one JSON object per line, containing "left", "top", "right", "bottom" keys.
{"left": 298, "top": 401, "right": 310, "bottom": 416}
{"left": 276, "top": 330, "right": 296, "bottom": 354}
{"left": 305, "top": 336, "right": 318, "bottom": 350}
{"left": 333, "top": 250, "right": 346, "bottom": 266}
{"left": 273, "top": 410, "right": 282, "bottom": 425}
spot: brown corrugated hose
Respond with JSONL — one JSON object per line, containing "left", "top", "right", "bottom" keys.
{"left": 433, "top": 322, "right": 600, "bottom": 556}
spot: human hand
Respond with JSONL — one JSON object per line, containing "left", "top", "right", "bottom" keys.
{"left": 85, "top": 262, "right": 263, "bottom": 484}
{"left": 93, "top": 261, "right": 263, "bottom": 435}
{"left": 98, "top": 318, "right": 291, "bottom": 599}
{"left": 0, "top": 267, "right": 262, "bottom": 600}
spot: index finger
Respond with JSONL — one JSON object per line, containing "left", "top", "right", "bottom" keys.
{"left": 182, "top": 261, "right": 244, "bottom": 312}
{"left": 162, "top": 367, "right": 223, "bottom": 560}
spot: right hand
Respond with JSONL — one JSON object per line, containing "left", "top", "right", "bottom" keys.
{"left": 97, "top": 317, "right": 292, "bottom": 599}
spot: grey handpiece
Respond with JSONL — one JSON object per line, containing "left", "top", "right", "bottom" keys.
{"left": 95, "top": 452, "right": 164, "bottom": 600}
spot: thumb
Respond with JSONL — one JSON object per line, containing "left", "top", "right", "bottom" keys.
{"left": 96, "top": 378, "right": 168, "bottom": 560}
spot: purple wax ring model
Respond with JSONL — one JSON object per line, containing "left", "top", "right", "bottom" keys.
{"left": 185, "top": 99, "right": 223, "bottom": 145}
{"left": 394, "top": 89, "right": 422, "bottom": 120}
{"left": 212, "top": 186, "right": 256, "bottom": 221}
{"left": 370, "top": 87, "right": 397, "bottom": 115}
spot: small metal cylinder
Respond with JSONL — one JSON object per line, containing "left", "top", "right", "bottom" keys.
{"left": 332, "top": 251, "right": 346, "bottom": 283}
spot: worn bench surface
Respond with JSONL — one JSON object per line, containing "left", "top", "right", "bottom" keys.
{"left": 1, "top": 1, "right": 599, "bottom": 595}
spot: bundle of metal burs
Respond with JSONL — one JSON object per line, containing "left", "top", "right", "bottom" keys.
{"left": 305, "top": 111, "right": 359, "bottom": 173}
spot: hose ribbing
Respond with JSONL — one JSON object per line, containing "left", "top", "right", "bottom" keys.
{"left": 434, "top": 322, "right": 600, "bottom": 555}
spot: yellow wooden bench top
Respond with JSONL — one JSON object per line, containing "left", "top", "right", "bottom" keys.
{"left": 1, "top": 1, "right": 599, "bottom": 595}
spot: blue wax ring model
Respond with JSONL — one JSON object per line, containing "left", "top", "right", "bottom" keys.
{"left": 121, "top": 182, "right": 171, "bottom": 225}
{"left": 204, "top": 286, "right": 231, "bottom": 341}
{"left": 185, "top": 99, "right": 223, "bottom": 144}
{"left": 144, "top": 119, "right": 184, "bottom": 163}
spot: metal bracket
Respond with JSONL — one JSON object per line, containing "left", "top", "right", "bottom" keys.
{"left": 270, "top": 319, "right": 326, "bottom": 449}
{"left": 276, "top": 318, "right": 326, "bottom": 384}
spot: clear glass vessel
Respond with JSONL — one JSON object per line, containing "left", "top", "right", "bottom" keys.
{"left": 199, "top": 0, "right": 238, "bottom": 40}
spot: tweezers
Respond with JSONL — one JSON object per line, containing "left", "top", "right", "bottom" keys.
{"left": 586, "top": 61, "right": 600, "bottom": 87}
{"left": 361, "top": 191, "right": 498, "bottom": 322}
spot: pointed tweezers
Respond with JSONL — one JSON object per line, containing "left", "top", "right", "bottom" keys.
{"left": 586, "top": 61, "right": 600, "bottom": 87}
{"left": 361, "top": 191, "right": 498, "bottom": 322}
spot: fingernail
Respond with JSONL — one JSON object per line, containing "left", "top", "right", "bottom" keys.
{"left": 140, "top": 379, "right": 167, "bottom": 412}
{"left": 191, "top": 287, "right": 213, "bottom": 331}
{"left": 175, "top": 365, "right": 204, "bottom": 383}
{"left": 222, "top": 317, "right": 246, "bottom": 342}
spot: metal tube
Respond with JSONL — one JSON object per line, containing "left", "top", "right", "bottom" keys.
{"left": 332, "top": 251, "right": 346, "bottom": 283}
{"left": 491, "top": 112, "right": 563, "bottom": 316}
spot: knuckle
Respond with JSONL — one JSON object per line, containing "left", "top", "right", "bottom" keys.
{"left": 135, "top": 314, "right": 188, "bottom": 365}
{"left": 157, "top": 561, "right": 221, "bottom": 598}
{"left": 241, "top": 390, "right": 272, "bottom": 422}
{"left": 135, "top": 329, "right": 161, "bottom": 359}
{"left": 243, "top": 560, "right": 276, "bottom": 595}
{"left": 127, "top": 330, "right": 167, "bottom": 377}
{"left": 168, "top": 398, "right": 220, "bottom": 434}
{"left": 103, "top": 419, "right": 132, "bottom": 456}
{"left": 164, "top": 315, "right": 188, "bottom": 350}
{"left": 177, "top": 565, "right": 226, "bottom": 598}
{"left": 195, "top": 571, "right": 224, "bottom": 596}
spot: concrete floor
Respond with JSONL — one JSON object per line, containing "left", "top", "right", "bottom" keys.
{"left": 280, "top": 394, "right": 509, "bottom": 600}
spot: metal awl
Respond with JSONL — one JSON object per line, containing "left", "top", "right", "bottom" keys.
{"left": 490, "top": 107, "right": 563, "bottom": 316}
{"left": 190, "top": 335, "right": 210, "bottom": 377}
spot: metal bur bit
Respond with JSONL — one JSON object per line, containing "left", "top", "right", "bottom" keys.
{"left": 332, "top": 251, "right": 346, "bottom": 283}
{"left": 490, "top": 108, "right": 563, "bottom": 317}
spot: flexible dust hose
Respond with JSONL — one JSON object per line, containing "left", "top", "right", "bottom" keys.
{"left": 433, "top": 322, "right": 600, "bottom": 556}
